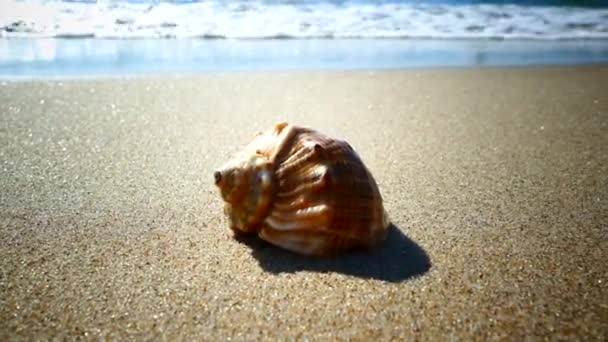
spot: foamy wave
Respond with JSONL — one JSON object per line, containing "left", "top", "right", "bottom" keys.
{"left": 1, "top": 0, "right": 608, "bottom": 40}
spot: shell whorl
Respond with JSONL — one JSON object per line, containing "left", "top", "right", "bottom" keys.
{"left": 214, "top": 122, "right": 389, "bottom": 256}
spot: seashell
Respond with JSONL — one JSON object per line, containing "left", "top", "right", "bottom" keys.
{"left": 213, "top": 122, "right": 389, "bottom": 256}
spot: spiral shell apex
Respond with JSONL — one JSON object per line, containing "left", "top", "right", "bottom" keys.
{"left": 214, "top": 122, "right": 389, "bottom": 256}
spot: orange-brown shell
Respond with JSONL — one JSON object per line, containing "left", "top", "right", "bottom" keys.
{"left": 214, "top": 122, "right": 388, "bottom": 256}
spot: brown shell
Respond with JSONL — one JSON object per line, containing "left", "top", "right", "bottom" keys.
{"left": 214, "top": 122, "right": 389, "bottom": 256}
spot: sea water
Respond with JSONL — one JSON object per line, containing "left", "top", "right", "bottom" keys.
{"left": 1, "top": 0, "right": 608, "bottom": 76}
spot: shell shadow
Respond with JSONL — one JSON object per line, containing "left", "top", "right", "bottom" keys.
{"left": 235, "top": 223, "right": 431, "bottom": 283}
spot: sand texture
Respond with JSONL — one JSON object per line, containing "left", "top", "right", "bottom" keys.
{"left": 1, "top": 66, "right": 607, "bottom": 340}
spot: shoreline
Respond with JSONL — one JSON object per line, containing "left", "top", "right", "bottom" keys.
{"left": 2, "top": 62, "right": 608, "bottom": 80}
{"left": 2, "top": 38, "right": 608, "bottom": 78}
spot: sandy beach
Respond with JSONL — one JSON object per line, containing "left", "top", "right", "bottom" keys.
{"left": 1, "top": 66, "right": 606, "bottom": 339}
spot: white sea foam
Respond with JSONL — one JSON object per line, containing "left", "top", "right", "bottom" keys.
{"left": 1, "top": 0, "right": 608, "bottom": 40}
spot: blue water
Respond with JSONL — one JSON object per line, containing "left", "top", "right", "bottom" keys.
{"left": 0, "top": 39, "right": 607, "bottom": 77}
{"left": 1, "top": 0, "right": 608, "bottom": 76}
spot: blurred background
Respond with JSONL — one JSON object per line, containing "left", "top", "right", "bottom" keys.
{"left": 1, "top": 0, "right": 608, "bottom": 76}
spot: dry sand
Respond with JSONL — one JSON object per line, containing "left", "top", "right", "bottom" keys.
{"left": 1, "top": 66, "right": 607, "bottom": 340}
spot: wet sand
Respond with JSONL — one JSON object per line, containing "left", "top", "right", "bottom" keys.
{"left": 1, "top": 66, "right": 606, "bottom": 339}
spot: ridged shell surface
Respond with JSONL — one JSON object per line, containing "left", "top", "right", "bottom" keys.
{"left": 214, "top": 122, "right": 389, "bottom": 256}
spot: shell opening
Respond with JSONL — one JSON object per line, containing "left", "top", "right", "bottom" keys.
{"left": 214, "top": 154, "right": 275, "bottom": 233}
